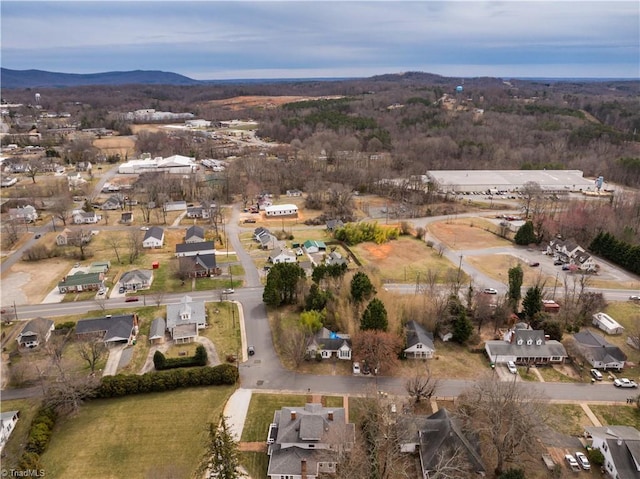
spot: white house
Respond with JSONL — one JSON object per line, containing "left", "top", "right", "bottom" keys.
{"left": 404, "top": 321, "right": 436, "bottom": 359}
{"left": 142, "top": 227, "right": 165, "bottom": 249}
{"left": 306, "top": 328, "right": 352, "bottom": 360}
{"left": 73, "top": 211, "right": 101, "bottom": 224}
{"left": 584, "top": 426, "right": 640, "bottom": 479}
{"left": 16, "top": 317, "right": 54, "bottom": 348}
{"left": 269, "top": 247, "right": 297, "bottom": 264}
{"left": 592, "top": 312, "right": 625, "bottom": 335}
{"left": 9, "top": 205, "right": 38, "bottom": 223}
{"left": 265, "top": 204, "right": 298, "bottom": 217}
{"left": 0, "top": 411, "right": 19, "bottom": 452}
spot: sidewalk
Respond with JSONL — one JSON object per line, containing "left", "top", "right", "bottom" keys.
{"left": 223, "top": 388, "right": 253, "bottom": 441}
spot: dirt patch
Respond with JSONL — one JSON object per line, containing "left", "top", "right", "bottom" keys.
{"left": 93, "top": 136, "right": 136, "bottom": 157}
{"left": 361, "top": 243, "right": 392, "bottom": 261}
{"left": 238, "top": 442, "right": 267, "bottom": 452}
{"left": 428, "top": 219, "right": 511, "bottom": 250}
{"left": 2, "top": 258, "right": 72, "bottom": 305}
{"left": 204, "top": 95, "right": 343, "bottom": 111}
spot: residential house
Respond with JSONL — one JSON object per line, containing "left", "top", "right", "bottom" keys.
{"left": 142, "top": 226, "right": 165, "bottom": 249}
{"left": 76, "top": 161, "right": 92, "bottom": 172}
{"left": 253, "top": 227, "right": 271, "bottom": 241}
{"left": 58, "top": 272, "right": 104, "bottom": 293}
{"left": 73, "top": 210, "right": 101, "bottom": 224}
{"left": 484, "top": 326, "right": 567, "bottom": 365}
{"left": 101, "top": 195, "right": 122, "bottom": 210}
{"left": 149, "top": 317, "right": 166, "bottom": 345}
{"left": 265, "top": 204, "right": 298, "bottom": 217}
{"left": 164, "top": 200, "right": 187, "bottom": 212}
{"left": 186, "top": 205, "right": 210, "bottom": 219}
{"left": 66, "top": 171, "right": 85, "bottom": 188}
{"left": 0, "top": 411, "right": 20, "bottom": 452}
{"left": 267, "top": 403, "right": 355, "bottom": 479}
{"left": 56, "top": 228, "right": 91, "bottom": 246}
{"left": 175, "top": 241, "right": 215, "bottom": 257}
{"left": 120, "top": 212, "right": 133, "bottom": 224}
{"left": 326, "top": 219, "right": 344, "bottom": 232}
{"left": 269, "top": 247, "right": 297, "bottom": 264}
{"left": 324, "top": 251, "right": 347, "bottom": 267}
{"left": 592, "top": 312, "right": 625, "bottom": 335}
{"left": 119, "top": 269, "right": 154, "bottom": 291}
{"left": 185, "top": 225, "right": 205, "bottom": 243}
{"left": 75, "top": 314, "right": 136, "bottom": 347}
{"left": 286, "top": 189, "right": 303, "bottom": 197}
{"left": 303, "top": 240, "right": 327, "bottom": 254}
{"left": 398, "top": 408, "right": 486, "bottom": 479}
{"left": 16, "top": 317, "right": 54, "bottom": 348}
{"left": 89, "top": 261, "right": 110, "bottom": 274}
{"left": 572, "top": 330, "right": 627, "bottom": 371}
{"left": 9, "top": 205, "right": 38, "bottom": 223}
{"left": 404, "top": 321, "right": 436, "bottom": 359}
{"left": 546, "top": 238, "right": 597, "bottom": 271}
{"left": 166, "top": 295, "right": 207, "bottom": 343}
{"left": 178, "top": 254, "right": 218, "bottom": 278}
{"left": 584, "top": 426, "right": 640, "bottom": 479}
{"left": 542, "top": 300, "right": 560, "bottom": 314}
{"left": 574, "top": 250, "right": 597, "bottom": 272}
{"left": 306, "top": 328, "right": 352, "bottom": 360}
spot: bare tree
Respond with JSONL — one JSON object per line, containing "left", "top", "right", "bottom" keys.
{"left": 68, "top": 227, "right": 90, "bottom": 260}
{"left": 51, "top": 195, "right": 74, "bottom": 227}
{"left": 2, "top": 219, "right": 21, "bottom": 248}
{"left": 126, "top": 229, "right": 142, "bottom": 264}
{"left": 77, "top": 338, "right": 107, "bottom": 373}
{"left": 44, "top": 374, "right": 100, "bottom": 416}
{"left": 24, "top": 158, "right": 43, "bottom": 183}
{"left": 351, "top": 330, "right": 403, "bottom": 375}
{"left": 106, "top": 235, "right": 123, "bottom": 264}
{"left": 405, "top": 367, "right": 439, "bottom": 404}
{"left": 456, "top": 375, "right": 549, "bottom": 476}
{"left": 150, "top": 291, "right": 166, "bottom": 307}
{"left": 520, "top": 181, "right": 543, "bottom": 220}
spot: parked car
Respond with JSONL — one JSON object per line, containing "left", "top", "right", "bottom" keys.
{"left": 243, "top": 219, "right": 256, "bottom": 224}
{"left": 362, "top": 363, "right": 371, "bottom": 375}
{"left": 614, "top": 378, "right": 638, "bottom": 388}
{"left": 248, "top": 346, "right": 255, "bottom": 356}
{"left": 35, "top": 234, "right": 41, "bottom": 239}
{"left": 119, "top": 287, "right": 125, "bottom": 294}
{"left": 562, "top": 264, "right": 571, "bottom": 270}
{"left": 124, "top": 296, "right": 139, "bottom": 302}
{"left": 630, "top": 295, "right": 640, "bottom": 301}
{"left": 565, "top": 454, "right": 581, "bottom": 471}
{"left": 352, "top": 362, "right": 361, "bottom": 374}
{"left": 223, "top": 288, "right": 235, "bottom": 294}
{"left": 574, "top": 452, "right": 590, "bottom": 470}
{"left": 529, "top": 262, "right": 540, "bottom": 267}
{"left": 554, "top": 260, "right": 563, "bottom": 266}
{"left": 507, "top": 361, "right": 518, "bottom": 374}
{"left": 140, "top": 226, "right": 149, "bottom": 231}
{"left": 590, "top": 369, "right": 603, "bottom": 381}
{"left": 483, "top": 288, "right": 498, "bottom": 295}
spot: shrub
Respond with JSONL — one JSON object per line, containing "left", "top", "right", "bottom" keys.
{"left": 587, "top": 448, "right": 605, "bottom": 466}
{"left": 55, "top": 321, "right": 75, "bottom": 331}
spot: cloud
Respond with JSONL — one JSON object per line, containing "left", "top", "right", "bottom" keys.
{"left": 1, "top": 1, "right": 638, "bottom": 78}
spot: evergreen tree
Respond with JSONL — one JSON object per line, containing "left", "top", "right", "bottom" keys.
{"left": 452, "top": 306, "right": 473, "bottom": 344}
{"left": 305, "top": 283, "right": 330, "bottom": 311}
{"left": 522, "top": 286, "right": 543, "bottom": 321}
{"left": 350, "top": 271, "right": 376, "bottom": 303}
{"left": 263, "top": 262, "right": 305, "bottom": 307}
{"left": 201, "top": 415, "right": 240, "bottom": 479}
{"left": 514, "top": 220, "right": 536, "bottom": 245}
{"left": 507, "top": 264, "right": 523, "bottom": 309}
{"left": 361, "top": 297, "right": 388, "bottom": 331}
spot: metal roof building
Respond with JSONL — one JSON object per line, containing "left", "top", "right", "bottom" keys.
{"left": 427, "top": 169, "right": 598, "bottom": 193}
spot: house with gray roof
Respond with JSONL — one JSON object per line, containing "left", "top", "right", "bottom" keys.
{"left": 119, "top": 269, "right": 154, "bottom": 291}
{"left": 584, "top": 426, "right": 640, "bottom": 479}
{"left": 404, "top": 321, "right": 435, "bottom": 359}
{"left": 324, "top": 251, "right": 347, "bottom": 267}
{"left": 269, "top": 247, "right": 297, "bottom": 264}
{"left": 185, "top": 225, "right": 205, "bottom": 243}
{"left": 149, "top": 317, "right": 166, "bottom": 344}
{"left": 75, "top": 314, "right": 135, "bottom": 346}
{"left": 572, "top": 330, "right": 627, "bottom": 371}
{"left": 142, "top": 226, "right": 164, "bottom": 248}
{"left": 166, "top": 295, "right": 207, "bottom": 343}
{"left": 306, "top": 328, "right": 351, "bottom": 360}
{"left": 58, "top": 272, "right": 104, "bottom": 293}
{"left": 175, "top": 241, "right": 215, "bottom": 257}
{"left": 398, "top": 408, "right": 486, "bottom": 479}
{"left": 267, "top": 403, "right": 355, "bottom": 479}
{"left": 485, "top": 327, "right": 567, "bottom": 365}
{"left": 178, "top": 254, "right": 218, "bottom": 278}
{"left": 16, "top": 317, "right": 54, "bottom": 348}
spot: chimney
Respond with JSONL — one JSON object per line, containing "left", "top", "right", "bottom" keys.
{"left": 328, "top": 411, "right": 334, "bottom": 421}
{"left": 301, "top": 459, "right": 307, "bottom": 479}
{"left": 291, "top": 410, "right": 296, "bottom": 421}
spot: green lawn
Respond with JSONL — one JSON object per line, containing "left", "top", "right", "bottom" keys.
{"left": 240, "top": 451, "right": 269, "bottom": 479}
{"left": 590, "top": 404, "right": 640, "bottom": 429}
{"left": 202, "top": 302, "right": 242, "bottom": 362}
{"left": 40, "top": 386, "right": 235, "bottom": 479}
{"left": 241, "top": 393, "right": 308, "bottom": 442}
{"left": 536, "top": 366, "right": 577, "bottom": 383}
{"left": 548, "top": 404, "right": 591, "bottom": 436}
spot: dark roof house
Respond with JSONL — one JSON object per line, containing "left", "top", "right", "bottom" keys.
{"left": 75, "top": 314, "right": 135, "bottom": 345}
{"left": 573, "top": 330, "right": 627, "bottom": 370}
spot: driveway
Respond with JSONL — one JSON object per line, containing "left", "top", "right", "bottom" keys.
{"left": 102, "top": 343, "right": 128, "bottom": 376}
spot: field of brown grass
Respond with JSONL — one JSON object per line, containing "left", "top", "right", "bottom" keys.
{"left": 427, "top": 218, "right": 512, "bottom": 250}
{"left": 93, "top": 135, "right": 136, "bottom": 157}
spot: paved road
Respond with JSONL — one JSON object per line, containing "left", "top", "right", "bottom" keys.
{"left": 2, "top": 204, "right": 640, "bottom": 404}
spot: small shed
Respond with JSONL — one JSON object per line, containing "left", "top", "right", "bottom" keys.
{"left": 592, "top": 312, "right": 625, "bottom": 335}
{"left": 152, "top": 261, "right": 160, "bottom": 269}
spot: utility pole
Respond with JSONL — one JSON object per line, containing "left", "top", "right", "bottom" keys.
{"left": 552, "top": 271, "right": 559, "bottom": 300}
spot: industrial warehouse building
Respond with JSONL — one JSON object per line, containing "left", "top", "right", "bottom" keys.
{"left": 426, "top": 170, "right": 601, "bottom": 194}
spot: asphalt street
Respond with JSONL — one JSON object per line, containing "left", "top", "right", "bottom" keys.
{"left": 2, "top": 203, "right": 639, "bottom": 404}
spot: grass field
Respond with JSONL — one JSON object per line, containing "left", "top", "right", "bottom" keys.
{"left": 40, "top": 386, "right": 235, "bottom": 479}
{"left": 428, "top": 218, "right": 512, "bottom": 250}
{"left": 590, "top": 404, "right": 640, "bottom": 429}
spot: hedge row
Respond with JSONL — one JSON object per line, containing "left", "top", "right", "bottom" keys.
{"left": 17, "top": 407, "right": 58, "bottom": 470}
{"left": 153, "top": 344, "right": 208, "bottom": 370}
{"left": 97, "top": 364, "right": 239, "bottom": 398}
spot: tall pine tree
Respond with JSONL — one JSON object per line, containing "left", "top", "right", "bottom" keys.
{"left": 200, "top": 415, "right": 240, "bottom": 479}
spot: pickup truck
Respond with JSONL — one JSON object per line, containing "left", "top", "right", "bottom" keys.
{"left": 542, "top": 454, "right": 556, "bottom": 470}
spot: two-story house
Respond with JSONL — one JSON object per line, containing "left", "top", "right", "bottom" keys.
{"left": 485, "top": 324, "right": 567, "bottom": 365}
{"left": 267, "top": 403, "right": 355, "bottom": 479}
{"left": 584, "top": 426, "right": 640, "bottom": 479}
{"left": 165, "top": 295, "right": 207, "bottom": 343}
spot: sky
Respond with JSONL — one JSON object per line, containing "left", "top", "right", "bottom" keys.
{"left": 1, "top": 1, "right": 639, "bottom": 80}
